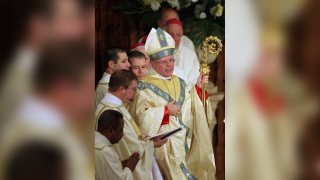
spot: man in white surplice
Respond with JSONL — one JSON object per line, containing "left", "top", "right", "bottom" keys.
{"left": 95, "top": 46, "right": 131, "bottom": 109}
{"left": 95, "top": 109, "right": 141, "bottom": 180}
{"left": 95, "top": 69, "right": 167, "bottom": 180}
{"left": 0, "top": 45, "right": 94, "bottom": 180}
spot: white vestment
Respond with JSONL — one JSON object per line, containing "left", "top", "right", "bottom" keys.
{"left": 95, "top": 131, "right": 133, "bottom": 180}
{"left": 129, "top": 70, "right": 216, "bottom": 180}
{"left": 174, "top": 45, "right": 200, "bottom": 89}
{"left": 180, "top": 35, "right": 195, "bottom": 51}
{"left": 95, "top": 73, "right": 111, "bottom": 109}
{"left": 95, "top": 93, "right": 162, "bottom": 180}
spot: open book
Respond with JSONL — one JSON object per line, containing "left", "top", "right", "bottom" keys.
{"left": 145, "top": 126, "right": 184, "bottom": 140}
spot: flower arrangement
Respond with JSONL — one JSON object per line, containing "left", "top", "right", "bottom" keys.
{"left": 112, "top": 0, "right": 224, "bottom": 48}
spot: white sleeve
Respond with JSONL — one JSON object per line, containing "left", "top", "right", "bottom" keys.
{"left": 95, "top": 148, "right": 134, "bottom": 180}
{"left": 184, "top": 70, "right": 192, "bottom": 91}
{"left": 186, "top": 53, "right": 200, "bottom": 90}
{"left": 174, "top": 66, "right": 191, "bottom": 91}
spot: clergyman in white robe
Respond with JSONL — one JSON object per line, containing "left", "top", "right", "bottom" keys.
{"left": 95, "top": 131, "right": 133, "bottom": 180}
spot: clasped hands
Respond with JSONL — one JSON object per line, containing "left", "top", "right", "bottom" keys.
{"left": 121, "top": 152, "right": 140, "bottom": 172}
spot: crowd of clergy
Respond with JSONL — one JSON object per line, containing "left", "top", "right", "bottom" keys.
{"left": 95, "top": 8, "right": 217, "bottom": 180}
{"left": 0, "top": 0, "right": 96, "bottom": 180}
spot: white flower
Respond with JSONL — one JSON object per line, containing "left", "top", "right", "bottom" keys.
{"left": 199, "top": 12, "right": 207, "bottom": 19}
{"left": 166, "top": 0, "right": 179, "bottom": 8}
{"left": 150, "top": 0, "right": 160, "bottom": 11}
{"left": 191, "top": 0, "right": 198, "bottom": 2}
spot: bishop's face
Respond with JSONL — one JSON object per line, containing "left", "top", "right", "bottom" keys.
{"left": 151, "top": 55, "right": 174, "bottom": 77}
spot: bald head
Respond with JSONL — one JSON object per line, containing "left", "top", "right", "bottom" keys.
{"left": 158, "top": 10, "right": 179, "bottom": 28}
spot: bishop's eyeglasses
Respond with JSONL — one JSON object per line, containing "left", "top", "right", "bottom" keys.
{"left": 155, "top": 59, "right": 175, "bottom": 65}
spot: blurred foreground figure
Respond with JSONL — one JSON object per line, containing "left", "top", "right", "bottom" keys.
{"left": 0, "top": 43, "right": 94, "bottom": 180}
{"left": 95, "top": 46, "right": 130, "bottom": 109}
{"left": 0, "top": 0, "right": 94, "bottom": 128}
{"left": 48, "top": 0, "right": 87, "bottom": 43}
{"left": 129, "top": 27, "right": 216, "bottom": 180}
{"left": 0, "top": 0, "right": 52, "bottom": 128}
{"left": 225, "top": 0, "right": 318, "bottom": 179}
{"left": 95, "top": 110, "right": 140, "bottom": 180}
{"left": 5, "top": 141, "right": 67, "bottom": 180}
{"left": 226, "top": 34, "right": 318, "bottom": 180}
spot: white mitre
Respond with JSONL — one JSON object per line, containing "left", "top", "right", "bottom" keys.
{"left": 145, "top": 27, "right": 175, "bottom": 61}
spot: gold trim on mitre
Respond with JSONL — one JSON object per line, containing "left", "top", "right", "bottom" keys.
{"left": 146, "top": 46, "right": 175, "bottom": 56}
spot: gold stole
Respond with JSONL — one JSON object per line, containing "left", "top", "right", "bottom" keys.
{"left": 95, "top": 103, "right": 144, "bottom": 141}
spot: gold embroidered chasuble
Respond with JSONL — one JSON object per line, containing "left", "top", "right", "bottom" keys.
{"left": 129, "top": 69, "right": 216, "bottom": 180}
{"left": 95, "top": 102, "right": 154, "bottom": 180}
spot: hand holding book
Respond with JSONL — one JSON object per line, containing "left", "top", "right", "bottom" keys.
{"left": 145, "top": 126, "right": 184, "bottom": 140}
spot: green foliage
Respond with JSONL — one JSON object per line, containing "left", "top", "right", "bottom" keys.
{"left": 179, "top": 0, "right": 192, "bottom": 9}
{"left": 139, "top": 11, "right": 161, "bottom": 29}
{"left": 188, "top": 19, "right": 224, "bottom": 48}
{"left": 112, "top": 0, "right": 225, "bottom": 46}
